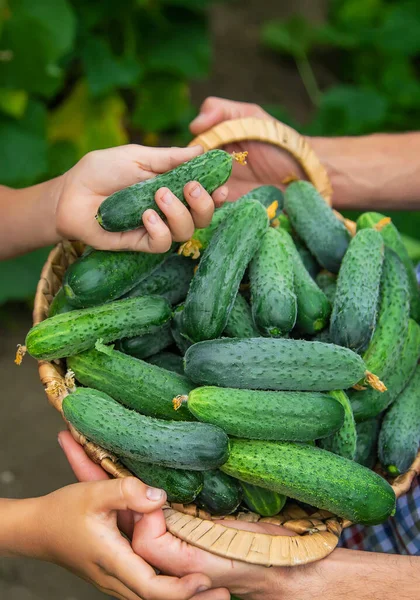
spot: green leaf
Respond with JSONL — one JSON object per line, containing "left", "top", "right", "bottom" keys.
{"left": 373, "top": 6, "right": 420, "bottom": 56}
{"left": 0, "top": 99, "right": 47, "bottom": 187}
{"left": 0, "top": 88, "right": 28, "bottom": 118}
{"left": 306, "top": 85, "right": 388, "bottom": 136}
{"left": 332, "top": 0, "right": 384, "bottom": 27}
{"left": 133, "top": 75, "right": 192, "bottom": 132}
{"left": 380, "top": 58, "right": 420, "bottom": 109}
{"left": 401, "top": 234, "right": 420, "bottom": 263}
{"left": 262, "top": 104, "right": 300, "bottom": 130}
{"left": 0, "top": 247, "right": 51, "bottom": 305}
{"left": 82, "top": 37, "right": 142, "bottom": 96}
{"left": 261, "top": 16, "right": 315, "bottom": 58}
{"left": 48, "top": 140, "right": 78, "bottom": 177}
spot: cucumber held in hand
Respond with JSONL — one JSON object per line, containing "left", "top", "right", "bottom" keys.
{"left": 181, "top": 386, "right": 345, "bottom": 442}
{"left": 330, "top": 229, "right": 384, "bottom": 353}
{"left": 64, "top": 247, "right": 171, "bottom": 308}
{"left": 26, "top": 296, "right": 171, "bottom": 361}
{"left": 197, "top": 470, "right": 243, "bottom": 515}
{"left": 67, "top": 346, "right": 193, "bottom": 421}
{"left": 249, "top": 228, "right": 297, "bottom": 336}
{"left": 284, "top": 181, "right": 350, "bottom": 273}
{"left": 97, "top": 150, "right": 234, "bottom": 232}
{"left": 184, "top": 337, "right": 384, "bottom": 392}
{"left": 241, "top": 482, "right": 286, "bottom": 517}
{"left": 221, "top": 438, "right": 396, "bottom": 525}
{"left": 62, "top": 388, "right": 229, "bottom": 470}
{"left": 183, "top": 199, "right": 269, "bottom": 342}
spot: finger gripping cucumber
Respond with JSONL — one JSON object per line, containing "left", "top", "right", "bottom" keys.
{"left": 26, "top": 296, "right": 171, "bottom": 361}
{"left": 197, "top": 470, "right": 243, "bottom": 515}
{"left": 284, "top": 181, "right": 350, "bottom": 273}
{"left": 330, "top": 229, "right": 384, "bottom": 353}
{"left": 221, "top": 438, "right": 396, "bottom": 525}
{"left": 184, "top": 338, "right": 373, "bottom": 392}
{"left": 185, "top": 386, "right": 345, "bottom": 442}
{"left": 97, "top": 150, "right": 233, "bottom": 232}
{"left": 249, "top": 228, "right": 297, "bottom": 336}
{"left": 63, "top": 388, "right": 229, "bottom": 470}
{"left": 183, "top": 200, "right": 269, "bottom": 342}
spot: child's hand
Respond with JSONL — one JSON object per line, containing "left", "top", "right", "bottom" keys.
{"left": 55, "top": 145, "right": 228, "bottom": 253}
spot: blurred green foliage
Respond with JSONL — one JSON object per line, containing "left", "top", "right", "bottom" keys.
{"left": 261, "top": 0, "right": 420, "bottom": 237}
{"left": 0, "top": 0, "right": 221, "bottom": 304}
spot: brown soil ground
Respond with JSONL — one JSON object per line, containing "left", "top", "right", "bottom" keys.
{"left": 0, "top": 1, "right": 324, "bottom": 598}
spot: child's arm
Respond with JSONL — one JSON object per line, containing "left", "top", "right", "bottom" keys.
{"left": 0, "top": 145, "right": 228, "bottom": 260}
{"left": 0, "top": 476, "right": 224, "bottom": 600}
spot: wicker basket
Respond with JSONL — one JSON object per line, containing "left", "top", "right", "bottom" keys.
{"left": 33, "top": 117, "right": 420, "bottom": 567}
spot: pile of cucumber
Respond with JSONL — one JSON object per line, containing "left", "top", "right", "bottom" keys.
{"left": 25, "top": 150, "right": 420, "bottom": 527}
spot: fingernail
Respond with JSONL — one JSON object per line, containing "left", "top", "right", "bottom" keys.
{"left": 161, "top": 190, "right": 173, "bottom": 205}
{"left": 148, "top": 211, "right": 158, "bottom": 224}
{"left": 196, "top": 585, "right": 210, "bottom": 593}
{"left": 189, "top": 183, "right": 201, "bottom": 198}
{"left": 57, "top": 434, "right": 63, "bottom": 449}
{"left": 146, "top": 486, "right": 164, "bottom": 501}
{"left": 133, "top": 512, "right": 143, "bottom": 523}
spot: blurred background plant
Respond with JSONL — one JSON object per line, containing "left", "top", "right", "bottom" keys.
{"left": 1, "top": 0, "right": 420, "bottom": 307}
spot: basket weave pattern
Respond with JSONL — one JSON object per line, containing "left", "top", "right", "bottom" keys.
{"left": 34, "top": 119, "right": 420, "bottom": 567}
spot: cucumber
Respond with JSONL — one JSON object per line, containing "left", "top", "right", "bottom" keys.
{"left": 357, "top": 212, "right": 420, "bottom": 322}
{"left": 197, "top": 470, "right": 243, "bottom": 515}
{"left": 221, "top": 438, "right": 396, "bottom": 525}
{"left": 378, "top": 364, "right": 420, "bottom": 475}
{"left": 183, "top": 200, "right": 269, "bottom": 342}
{"left": 121, "top": 457, "right": 203, "bottom": 504}
{"left": 311, "top": 328, "right": 333, "bottom": 344}
{"left": 349, "top": 319, "right": 420, "bottom": 422}
{"left": 48, "top": 287, "right": 73, "bottom": 317}
{"left": 318, "top": 390, "right": 357, "bottom": 460}
{"left": 97, "top": 150, "right": 233, "bottom": 232}
{"left": 63, "top": 388, "right": 229, "bottom": 471}
{"left": 249, "top": 228, "right": 296, "bottom": 336}
{"left": 355, "top": 419, "right": 380, "bottom": 469}
{"left": 67, "top": 347, "right": 193, "bottom": 421}
{"left": 241, "top": 185, "right": 284, "bottom": 214}
{"left": 315, "top": 271, "right": 337, "bottom": 304}
{"left": 171, "top": 304, "right": 192, "bottom": 354}
{"left": 361, "top": 248, "right": 410, "bottom": 379}
{"left": 184, "top": 337, "right": 371, "bottom": 392}
{"left": 223, "top": 293, "right": 260, "bottom": 338}
{"left": 64, "top": 247, "right": 171, "bottom": 308}
{"left": 184, "top": 386, "right": 345, "bottom": 442}
{"left": 294, "top": 238, "right": 320, "bottom": 279}
{"left": 284, "top": 181, "right": 350, "bottom": 273}
{"left": 146, "top": 351, "right": 184, "bottom": 375}
{"left": 275, "top": 228, "right": 331, "bottom": 334}
{"left": 26, "top": 296, "right": 171, "bottom": 361}
{"left": 123, "top": 254, "right": 194, "bottom": 306}
{"left": 330, "top": 229, "right": 384, "bottom": 353}
{"left": 118, "top": 322, "right": 173, "bottom": 360}
{"left": 273, "top": 213, "right": 293, "bottom": 234}
{"left": 241, "top": 482, "right": 286, "bottom": 517}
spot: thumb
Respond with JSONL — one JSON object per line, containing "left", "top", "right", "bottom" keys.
{"left": 92, "top": 476, "right": 167, "bottom": 513}
{"left": 190, "top": 96, "right": 267, "bottom": 135}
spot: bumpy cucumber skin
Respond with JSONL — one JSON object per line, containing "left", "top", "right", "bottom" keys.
{"left": 98, "top": 150, "right": 233, "bottom": 232}
{"left": 355, "top": 419, "right": 380, "bottom": 469}
{"left": 26, "top": 296, "right": 171, "bottom": 361}
{"left": 294, "top": 238, "right": 320, "bottom": 279}
{"left": 284, "top": 181, "right": 350, "bottom": 273}
{"left": 183, "top": 200, "right": 269, "bottom": 342}
{"left": 223, "top": 293, "right": 260, "bottom": 338}
{"left": 197, "top": 470, "right": 243, "bottom": 515}
{"left": 63, "top": 388, "right": 229, "bottom": 471}
{"left": 250, "top": 228, "right": 297, "bottom": 336}
{"left": 349, "top": 319, "right": 420, "bottom": 422}
{"left": 184, "top": 338, "right": 367, "bottom": 392}
{"left": 330, "top": 229, "right": 384, "bottom": 353}
{"left": 378, "top": 365, "right": 420, "bottom": 475}
{"left": 118, "top": 322, "right": 173, "bottom": 360}
{"left": 122, "top": 457, "right": 203, "bottom": 503}
{"left": 241, "top": 185, "right": 284, "bottom": 213}
{"left": 67, "top": 347, "right": 193, "bottom": 421}
{"left": 318, "top": 390, "right": 357, "bottom": 460}
{"left": 187, "top": 386, "right": 345, "bottom": 442}
{"left": 64, "top": 248, "right": 170, "bottom": 308}
{"left": 315, "top": 272, "right": 337, "bottom": 304}
{"left": 48, "top": 287, "right": 73, "bottom": 317}
{"left": 171, "top": 304, "right": 192, "bottom": 354}
{"left": 276, "top": 228, "right": 331, "bottom": 334}
{"left": 221, "top": 438, "right": 396, "bottom": 525}
{"left": 123, "top": 254, "right": 194, "bottom": 306}
{"left": 362, "top": 248, "right": 410, "bottom": 379}
{"left": 241, "top": 482, "right": 286, "bottom": 517}
{"left": 146, "top": 351, "right": 184, "bottom": 375}
{"left": 357, "top": 212, "right": 420, "bottom": 322}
